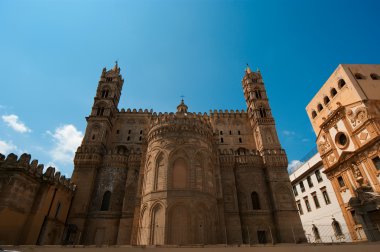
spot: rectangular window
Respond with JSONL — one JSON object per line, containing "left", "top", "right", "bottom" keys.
{"left": 312, "top": 192, "right": 320, "bottom": 209}
{"left": 300, "top": 181, "right": 305, "bottom": 192}
{"left": 304, "top": 197, "right": 312, "bottom": 212}
{"left": 372, "top": 156, "right": 380, "bottom": 170}
{"left": 307, "top": 176, "right": 314, "bottom": 188}
{"left": 337, "top": 176, "right": 345, "bottom": 188}
{"left": 296, "top": 200, "right": 303, "bottom": 215}
{"left": 321, "top": 187, "right": 331, "bottom": 205}
{"left": 292, "top": 185, "right": 298, "bottom": 196}
{"left": 315, "top": 169, "right": 323, "bottom": 182}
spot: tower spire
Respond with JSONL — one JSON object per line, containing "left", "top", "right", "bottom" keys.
{"left": 245, "top": 63, "right": 252, "bottom": 74}
{"left": 113, "top": 60, "right": 119, "bottom": 71}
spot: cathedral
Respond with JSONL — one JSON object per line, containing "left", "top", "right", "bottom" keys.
{"left": 67, "top": 63, "right": 305, "bottom": 245}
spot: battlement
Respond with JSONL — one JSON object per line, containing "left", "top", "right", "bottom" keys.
{"left": 209, "top": 109, "right": 247, "bottom": 118}
{"left": 0, "top": 152, "right": 76, "bottom": 191}
{"left": 119, "top": 108, "right": 153, "bottom": 114}
{"left": 150, "top": 112, "right": 211, "bottom": 127}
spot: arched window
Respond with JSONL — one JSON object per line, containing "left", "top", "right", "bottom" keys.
{"left": 97, "top": 107, "right": 105, "bottom": 116}
{"left": 331, "top": 88, "right": 337, "bottom": 97}
{"left": 338, "top": 79, "right": 346, "bottom": 89}
{"left": 259, "top": 107, "right": 267, "bottom": 118}
{"left": 106, "top": 77, "right": 112, "bottom": 82}
{"left": 220, "top": 130, "right": 223, "bottom": 135}
{"left": 317, "top": 103, "right": 323, "bottom": 112}
{"left": 101, "top": 90, "right": 109, "bottom": 98}
{"left": 370, "top": 73, "right": 380, "bottom": 80}
{"left": 312, "top": 224, "right": 321, "bottom": 241}
{"left": 100, "top": 191, "right": 111, "bottom": 211}
{"left": 323, "top": 96, "right": 330, "bottom": 105}
{"left": 220, "top": 138, "right": 224, "bottom": 143}
{"left": 239, "top": 137, "right": 242, "bottom": 143}
{"left": 255, "top": 90, "right": 262, "bottom": 99}
{"left": 332, "top": 218, "right": 343, "bottom": 237}
{"left": 311, "top": 110, "right": 317, "bottom": 119}
{"left": 251, "top": 191, "right": 261, "bottom": 210}
{"left": 354, "top": 73, "right": 364, "bottom": 80}
{"left": 172, "top": 158, "right": 187, "bottom": 189}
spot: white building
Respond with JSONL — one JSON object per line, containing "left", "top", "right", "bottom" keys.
{"left": 289, "top": 151, "right": 354, "bottom": 243}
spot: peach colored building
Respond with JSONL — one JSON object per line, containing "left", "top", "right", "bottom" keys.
{"left": 306, "top": 64, "right": 380, "bottom": 241}
{"left": 0, "top": 153, "right": 75, "bottom": 245}
{"left": 66, "top": 64, "right": 306, "bottom": 245}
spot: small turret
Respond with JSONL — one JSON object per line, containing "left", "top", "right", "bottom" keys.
{"left": 176, "top": 99, "right": 188, "bottom": 114}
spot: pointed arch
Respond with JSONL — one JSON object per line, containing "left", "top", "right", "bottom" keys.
{"left": 172, "top": 158, "right": 188, "bottom": 189}
{"left": 100, "top": 191, "right": 111, "bottom": 211}
{"left": 259, "top": 106, "right": 267, "bottom": 118}
{"left": 153, "top": 152, "right": 165, "bottom": 191}
{"left": 168, "top": 204, "right": 189, "bottom": 244}
{"left": 150, "top": 203, "right": 165, "bottom": 245}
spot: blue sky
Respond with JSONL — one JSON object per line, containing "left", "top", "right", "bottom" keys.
{"left": 0, "top": 0, "right": 379, "bottom": 176}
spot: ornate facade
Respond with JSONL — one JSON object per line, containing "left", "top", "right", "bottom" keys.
{"left": 306, "top": 64, "right": 380, "bottom": 241}
{"left": 67, "top": 63, "right": 305, "bottom": 245}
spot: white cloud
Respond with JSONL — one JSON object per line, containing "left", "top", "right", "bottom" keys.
{"left": 0, "top": 139, "right": 17, "bottom": 154}
{"left": 48, "top": 124, "right": 83, "bottom": 164}
{"left": 283, "top": 130, "right": 296, "bottom": 136}
{"left": 287, "top": 160, "right": 303, "bottom": 173}
{"left": 2, "top": 114, "right": 31, "bottom": 133}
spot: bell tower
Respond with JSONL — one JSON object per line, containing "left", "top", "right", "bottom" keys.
{"left": 242, "top": 65, "right": 281, "bottom": 151}
{"left": 69, "top": 62, "right": 124, "bottom": 243}
{"left": 241, "top": 65, "right": 306, "bottom": 243}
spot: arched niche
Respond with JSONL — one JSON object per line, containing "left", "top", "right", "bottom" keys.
{"left": 172, "top": 157, "right": 188, "bottom": 189}
{"left": 150, "top": 203, "right": 165, "bottom": 245}
{"left": 168, "top": 204, "right": 189, "bottom": 244}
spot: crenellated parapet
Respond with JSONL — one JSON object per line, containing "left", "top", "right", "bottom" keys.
{"left": 209, "top": 109, "right": 247, "bottom": 119}
{"left": 119, "top": 108, "right": 153, "bottom": 114}
{"left": 147, "top": 112, "right": 213, "bottom": 142}
{"left": 0, "top": 152, "right": 76, "bottom": 191}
